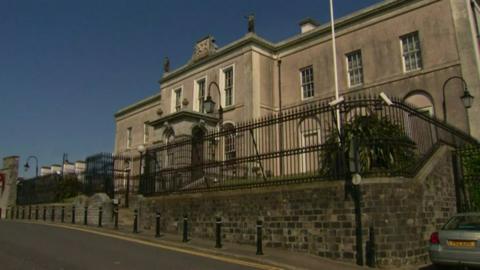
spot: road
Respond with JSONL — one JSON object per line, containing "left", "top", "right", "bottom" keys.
{"left": 0, "top": 221, "right": 259, "bottom": 270}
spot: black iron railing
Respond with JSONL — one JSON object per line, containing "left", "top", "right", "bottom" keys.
{"left": 16, "top": 174, "right": 82, "bottom": 205}
{"left": 455, "top": 146, "right": 480, "bottom": 212}
{"left": 136, "top": 95, "right": 478, "bottom": 196}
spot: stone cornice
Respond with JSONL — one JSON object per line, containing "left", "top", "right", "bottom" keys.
{"left": 149, "top": 110, "right": 219, "bottom": 128}
{"left": 159, "top": 0, "right": 423, "bottom": 84}
{"left": 114, "top": 93, "right": 162, "bottom": 119}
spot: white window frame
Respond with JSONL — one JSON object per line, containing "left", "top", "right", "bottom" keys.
{"left": 346, "top": 50, "right": 363, "bottom": 88}
{"left": 219, "top": 64, "right": 235, "bottom": 107}
{"left": 400, "top": 32, "right": 422, "bottom": 73}
{"left": 170, "top": 86, "right": 183, "bottom": 113}
{"left": 143, "top": 122, "right": 149, "bottom": 144}
{"left": 300, "top": 129, "right": 321, "bottom": 173}
{"left": 126, "top": 127, "right": 132, "bottom": 149}
{"left": 193, "top": 76, "right": 207, "bottom": 113}
{"left": 300, "top": 66, "right": 314, "bottom": 100}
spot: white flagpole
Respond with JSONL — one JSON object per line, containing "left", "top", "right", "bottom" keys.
{"left": 329, "top": 0, "right": 342, "bottom": 134}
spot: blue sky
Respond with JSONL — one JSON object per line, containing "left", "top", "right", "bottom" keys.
{"left": 0, "top": 0, "right": 382, "bottom": 177}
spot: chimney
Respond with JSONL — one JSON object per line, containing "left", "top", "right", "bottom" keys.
{"left": 299, "top": 18, "right": 319, "bottom": 34}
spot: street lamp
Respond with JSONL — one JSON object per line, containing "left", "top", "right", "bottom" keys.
{"left": 442, "top": 76, "right": 475, "bottom": 123}
{"left": 204, "top": 81, "right": 223, "bottom": 124}
{"left": 24, "top": 156, "right": 39, "bottom": 177}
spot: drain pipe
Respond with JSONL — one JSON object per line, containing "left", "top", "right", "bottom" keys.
{"left": 278, "top": 59, "right": 284, "bottom": 176}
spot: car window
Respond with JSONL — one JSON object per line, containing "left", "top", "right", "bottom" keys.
{"left": 443, "top": 215, "right": 480, "bottom": 231}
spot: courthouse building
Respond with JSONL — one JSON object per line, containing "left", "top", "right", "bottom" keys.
{"left": 114, "top": 0, "right": 480, "bottom": 156}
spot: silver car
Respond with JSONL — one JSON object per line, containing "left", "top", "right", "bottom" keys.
{"left": 429, "top": 212, "right": 480, "bottom": 269}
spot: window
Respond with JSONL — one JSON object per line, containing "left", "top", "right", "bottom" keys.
{"left": 223, "top": 123, "right": 236, "bottom": 160}
{"left": 401, "top": 32, "right": 422, "bottom": 72}
{"left": 126, "top": 127, "right": 132, "bottom": 149}
{"left": 197, "top": 79, "right": 206, "bottom": 113}
{"left": 223, "top": 67, "right": 233, "bottom": 106}
{"left": 300, "top": 66, "right": 314, "bottom": 99}
{"left": 143, "top": 123, "right": 149, "bottom": 143}
{"left": 174, "top": 88, "right": 182, "bottom": 112}
{"left": 346, "top": 50, "right": 363, "bottom": 87}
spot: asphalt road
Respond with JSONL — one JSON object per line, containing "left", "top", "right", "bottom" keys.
{"left": 0, "top": 221, "right": 258, "bottom": 270}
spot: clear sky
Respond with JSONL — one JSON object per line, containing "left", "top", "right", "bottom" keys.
{"left": 0, "top": 0, "right": 382, "bottom": 177}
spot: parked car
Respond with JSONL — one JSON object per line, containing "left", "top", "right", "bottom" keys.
{"left": 429, "top": 212, "right": 480, "bottom": 269}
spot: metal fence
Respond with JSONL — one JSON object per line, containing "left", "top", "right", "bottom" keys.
{"left": 455, "top": 146, "right": 480, "bottom": 212}
{"left": 17, "top": 96, "right": 479, "bottom": 203}
{"left": 137, "top": 95, "right": 478, "bottom": 196}
{"left": 16, "top": 174, "right": 82, "bottom": 205}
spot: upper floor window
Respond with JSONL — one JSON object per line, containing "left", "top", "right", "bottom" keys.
{"left": 126, "top": 127, "right": 132, "bottom": 149}
{"left": 143, "top": 122, "right": 149, "bottom": 143}
{"left": 401, "top": 32, "right": 422, "bottom": 72}
{"left": 196, "top": 79, "right": 206, "bottom": 113}
{"left": 174, "top": 88, "right": 182, "bottom": 112}
{"left": 223, "top": 67, "right": 234, "bottom": 107}
{"left": 300, "top": 66, "right": 314, "bottom": 99}
{"left": 346, "top": 50, "right": 363, "bottom": 87}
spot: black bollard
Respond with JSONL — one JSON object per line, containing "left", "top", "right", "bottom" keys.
{"left": 114, "top": 207, "right": 119, "bottom": 230}
{"left": 182, "top": 214, "right": 188, "bottom": 242}
{"left": 28, "top": 206, "right": 32, "bottom": 220}
{"left": 98, "top": 207, "right": 103, "bottom": 227}
{"left": 155, "top": 211, "right": 161, "bottom": 238}
{"left": 6, "top": 208, "right": 9, "bottom": 220}
{"left": 72, "top": 206, "right": 76, "bottom": 224}
{"left": 51, "top": 207, "right": 55, "bottom": 222}
{"left": 16, "top": 207, "right": 19, "bottom": 219}
{"left": 22, "top": 207, "right": 25, "bottom": 219}
{"left": 366, "top": 226, "right": 376, "bottom": 267}
{"left": 84, "top": 206, "right": 88, "bottom": 225}
{"left": 11, "top": 207, "right": 14, "bottom": 219}
{"left": 61, "top": 206, "right": 65, "bottom": 223}
{"left": 133, "top": 209, "right": 138, "bottom": 233}
{"left": 256, "top": 220, "right": 264, "bottom": 255}
{"left": 42, "top": 207, "right": 46, "bottom": 221}
{"left": 215, "top": 217, "right": 222, "bottom": 248}
{"left": 35, "top": 206, "right": 39, "bottom": 220}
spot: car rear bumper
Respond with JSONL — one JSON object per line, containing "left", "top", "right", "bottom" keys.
{"left": 429, "top": 245, "right": 480, "bottom": 266}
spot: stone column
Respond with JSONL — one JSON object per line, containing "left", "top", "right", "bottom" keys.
{"left": 0, "top": 156, "right": 20, "bottom": 218}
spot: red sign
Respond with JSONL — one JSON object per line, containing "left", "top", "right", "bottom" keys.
{"left": 0, "top": 173, "right": 5, "bottom": 194}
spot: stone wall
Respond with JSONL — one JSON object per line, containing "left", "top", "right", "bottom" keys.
{"left": 0, "top": 156, "right": 19, "bottom": 219}
{"left": 137, "top": 145, "right": 457, "bottom": 267}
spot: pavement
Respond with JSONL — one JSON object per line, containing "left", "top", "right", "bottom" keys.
{"left": 0, "top": 218, "right": 369, "bottom": 270}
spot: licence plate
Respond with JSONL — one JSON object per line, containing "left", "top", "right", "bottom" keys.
{"left": 447, "top": 240, "right": 476, "bottom": 248}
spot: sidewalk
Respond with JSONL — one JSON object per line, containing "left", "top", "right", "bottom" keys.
{"left": 13, "top": 219, "right": 367, "bottom": 270}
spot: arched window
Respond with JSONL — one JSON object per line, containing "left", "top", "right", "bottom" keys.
{"left": 298, "top": 116, "right": 322, "bottom": 173}
{"left": 404, "top": 90, "right": 435, "bottom": 117}
{"left": 223, "top": 123, "right": 236, "bottom": 161}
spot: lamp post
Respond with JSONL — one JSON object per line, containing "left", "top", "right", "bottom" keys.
{"left": 24, "top": 156, "right": 39, "bottom": 177}
{"left": 442, "top": 76, "right": 475, "bottom": 124}
{"left": 204, "top": 81, "right": 223, "bottom": 124}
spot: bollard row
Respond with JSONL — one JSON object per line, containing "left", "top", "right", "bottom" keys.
{"left": 3, "top": 206, "right": 271, "bottom": 257}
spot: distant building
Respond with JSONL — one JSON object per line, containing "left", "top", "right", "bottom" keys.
{"left": 115, "top": 0, "right": 480, "bottom": 156}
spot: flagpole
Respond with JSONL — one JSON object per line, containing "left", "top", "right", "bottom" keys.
{"left": 329, "top": 0, "right": 341, "bottom": 134}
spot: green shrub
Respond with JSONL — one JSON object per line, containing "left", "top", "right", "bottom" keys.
{"left": 321, "top": 114, "right": 417, "bottom": 176}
